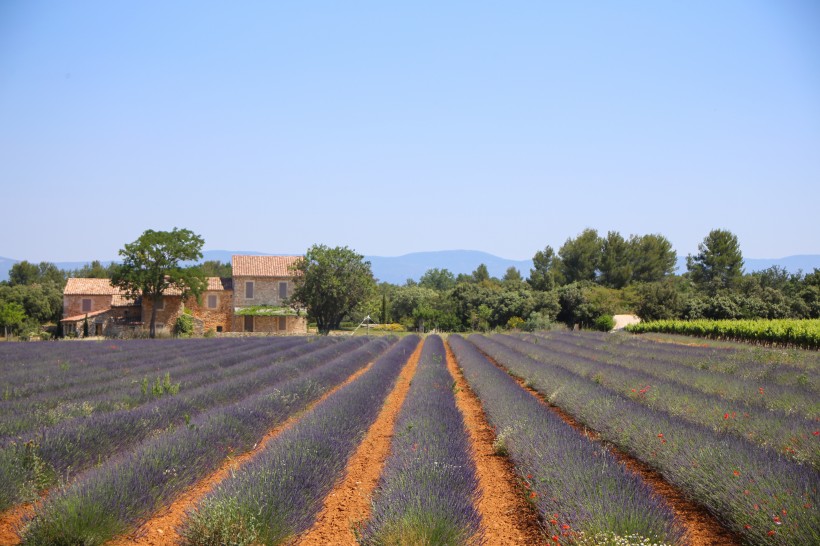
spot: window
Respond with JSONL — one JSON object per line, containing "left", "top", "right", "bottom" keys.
{"left": 245, "top": 281, "right": 254, "bottom": 299}
{"left": 244, "top": 316, "right": 254, "bottom": 332}
{"left": 156, "top": 298, "right": 164, "bottom": 310}
{"left": 207, "top": 294, "right": 218, "bottom": 309}
{"left": 81, "top": 299, "right": 92, "bottom": 312}
{"left": 279, "top": 282, "right": 288, "bottom": 299}
{"left": 216, "top": 325, "right": 223, "bottom": 333}
{"left": 278, "top": 316, "right": 287, "bottom": 331}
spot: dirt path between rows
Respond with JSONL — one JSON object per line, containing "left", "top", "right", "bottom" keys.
{"left": 444, "top": 341, "right": 546, "bottom": 545}
{"left": 296, "top": 337, "right": 424, "bottom": 545}
{"left": 0, "top": 501, "right": 36, "bottom": 545}
{"left": 105, "top": 359, "right": 382, "bottom": 546}
{"left": 479, "top": 349, "right": 740, "bottom": 546}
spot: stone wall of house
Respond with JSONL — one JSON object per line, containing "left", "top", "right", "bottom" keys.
{"left": 63, "top": 307, "right": 136, "bottom": 337}
{"left": 141, "top": 296, "right": 185, "bottom": 332}
{"left": 232, "top": 276, "right": 294, "bottom": 308}
{"left": 232, "top": 314, "right": 307, "bottom": 334}
{"left": 63, "top": 295, "right": 113, "bottom": 318}
{"left": 185, "top": 290, "right": 233, "bottom": 333}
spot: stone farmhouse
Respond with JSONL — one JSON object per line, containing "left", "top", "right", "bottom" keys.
{"left": 61, "top": 255, "right": 307, "bottom": 336}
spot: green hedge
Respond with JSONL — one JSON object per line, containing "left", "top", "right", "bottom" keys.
{"left": 626, "top": 318, "right": 820, "bottom": 349}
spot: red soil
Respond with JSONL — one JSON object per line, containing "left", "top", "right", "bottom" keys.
{"left": 106, "top": 359, "right": 382, "bottom": 546}
{"left": 296, "top": 337, "right": 424, "bottom": 545}
{"left": 444, "top": 340, "right": 547, "bottom": 545}
{"left": 0, "top": 502, "right": 35, "bottom": 546}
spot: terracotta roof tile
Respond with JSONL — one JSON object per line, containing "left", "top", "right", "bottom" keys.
{"left": 63, "top": 278, "right": 121, "bottom": 295}
{"left": 111, "top": 294, "right": 139, "bottom": 306}
{"left": 60, "top": 309, "right": 112, "bottom": 322}
{"left": 206, "top": 277, "right": 233, "bottom": 291}
{"left": 64, "top": 277, "right": 219, "bottom": 297}
{"left": 232, "top": 255, "right": 302, "bottom": 277}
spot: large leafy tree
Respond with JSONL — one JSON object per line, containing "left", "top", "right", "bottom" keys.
{"left": 418, "top": 268, "right": 456, "bottom": 291}
{"left": 471, "top": 263, "right": 491, "bottom": 283}
{"left": 559, "top": 228, "right": 602, "bottom": 283}
{"left": 528, "top": 245, "right": 563, "bottom": 291}
{"left": 111, "top": 228, "right": 206, "bottom": 338}
{"left": 291, "top": 245, "right": 376, "bottom": 335}
{"left": 0, "top": 301, "right": 26, "bottom": 338}
{"left": 629, "top": 234, "right": 677, "bottom": 283}
{"left": 686, "top": 229, "right": 744, "bottom": 294}
{"left": 8, "top": 261, "right": 65, "bottom": 287}
{"left": 598, "top": 231, "right": 633, "bottom": 289}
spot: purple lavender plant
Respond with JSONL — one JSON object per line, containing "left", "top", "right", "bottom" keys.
{"left": 178, "top": 335, "right": 421, "bottom": 546}
{"left": 361, "top": 335, "right": 481, "bottom": 545}
{"left": 467, "top": 333, "right": 819, "bottom": 546}
{"left": 18, "top": 337, "right": 398, "bottom": 545}
{"left": 449, "top": 334, "right": 683, "bottom": 545}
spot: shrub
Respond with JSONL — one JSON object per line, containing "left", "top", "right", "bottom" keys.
{"left": 175, "top": 314, "right": 194, "bottom": 337}
{"left": 506, "top": 316, "right": 525, "bottom": 330}
{"left": 522, "top": 311, "right": 552, "bottom": 332}
{"left": 593, "top": 314, "right": 615, "bottom": 332}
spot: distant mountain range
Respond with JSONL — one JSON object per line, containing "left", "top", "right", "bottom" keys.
{"left": 2, "top": 250, "right": 819, "bottom": 285}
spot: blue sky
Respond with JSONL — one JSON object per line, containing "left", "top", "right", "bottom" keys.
{"left": 1, "top": 1, "right": 818, "bottom": 262}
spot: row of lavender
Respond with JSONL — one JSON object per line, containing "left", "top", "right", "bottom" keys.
{"left": 0, "top": 337, "right": 357, "bottom": 511}
{"left": 449, "top": 335, "right": 683, "bottom": 545}
{"left": 0, "top": 337, "right": 313, "bottom": 436}
{"left": 361, "top": 335, "right": 481, "bottom": 544}
{"left": 179, "top": 335, "right": 421, "bottom": 545}
{"left": 0, "top": 337, "right": 300, "bottom": 397}
{"left": 470, "top": 334, "right": 819, "bottom": 546}
{"left": 501, "top": 334, "right": 818, "bottom": 466}
{"left": 525, "top": 331, "right": 819, "bottom": 412}
{"left": 19, "top": 336, "right": 400, "bottom": 545}
{"left": 1, "top": 338, "right": 339, "bottom": 445}
{"left": 533, "top": 330, "right": 819, "bottom": 391}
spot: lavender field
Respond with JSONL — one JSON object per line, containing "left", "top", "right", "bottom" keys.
{"left": 0, "top": 332, "right": 817, "bottom": 545}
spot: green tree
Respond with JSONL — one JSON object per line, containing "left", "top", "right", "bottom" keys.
{"left": 598, "top": 231, "right": 632, "bottom": 289}
{"left": 380, "top": 293, "right": 389, "bottom": 324}
{"left": 0, "top": 283, "right": 63, "bottom": 324}
{"left": 629, "top": 234, "right": 677, "bottom": 283}
{"left": 8, "top": 261, "right": 65, "bottom": 287}
{"left": 67, "top": 260, "right": 115, "bottom": 279}
{"left": 528, "top": 245, "right": 562, "bottom": 291}
{"left": 0, "top": 301, "right": 26, "bottom": 338}
{"left": 636, "top": 280, "right": 684, "bottom": 321}
{"left": 8, "top": 261, "right": 40, "bottom": 285}
{"left": 111, "top": 228, "right": 206, "bottom": 338}
{"left": 390, "top": 286, "right": 440, "bottom": 328}
{"left": 502, "top": 266, "right": 523, "bottom": 284}
{"left": 559, "top": 229, "right": 602, "bottom": 284}
{"left": 686, "top": 229, "right": 744, "bottom": 294}
{"left": 556, "top": 282, "right": 604, "bottom": 329}
{"left": 418, "top": 268, "right": 456, "bottom": 291}
{"left": 471, "top": 263, "right": 490, "bottom": 283}
{"left": 199, "top": 260, "right": 232, "bottom": 278}
{"left": 450, "top": 282, "right": 498, "bottom": 329}
{"left": 291, "top": 245, "right": 376, "bottom": 335}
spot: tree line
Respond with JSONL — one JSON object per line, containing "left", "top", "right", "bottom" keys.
{"left": 2, "top": 227, "right": 819, "bottom": 338}
{"left": 353, "top": 228, "right": 820, "bottom": 333}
